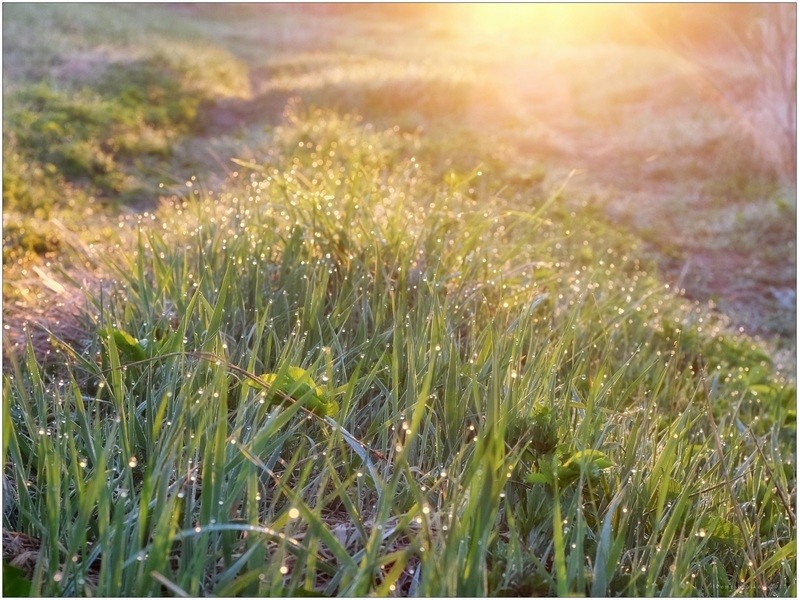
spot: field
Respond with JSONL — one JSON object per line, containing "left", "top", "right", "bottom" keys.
{"left": 2, "top": 4, "right": 796, "bottom": 597}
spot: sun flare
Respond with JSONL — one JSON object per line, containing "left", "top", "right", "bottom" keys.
{"left": 459, "top": 4, "right": 637, "bottom": 43}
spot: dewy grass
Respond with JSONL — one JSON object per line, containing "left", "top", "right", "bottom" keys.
{"left": 4, "top": 109, "right": 796, "bottom": 596}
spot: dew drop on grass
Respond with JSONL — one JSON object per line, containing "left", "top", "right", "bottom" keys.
{"left": 288, "top": 508, "right": 300, "bottom": 519}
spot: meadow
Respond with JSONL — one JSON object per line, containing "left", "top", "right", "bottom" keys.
{"left": 2, "top": 4, "right": 796, "bottom": 597}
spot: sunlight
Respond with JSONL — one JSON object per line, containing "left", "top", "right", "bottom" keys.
{"left": 458, "top": 4, "right": 636, "bottom": 44}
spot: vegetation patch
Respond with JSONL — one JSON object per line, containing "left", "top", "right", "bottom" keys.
{"left": 2, "top": 3, "right": 249, "bottom": 275}
{"left": 4, "top": 110, "right": 794, "bottom": 596}
{"left": 2, "top": 5, "right": 795, "bottom": 598}
{"left": 5, "top": 58, "right": 206, "bottom": 215}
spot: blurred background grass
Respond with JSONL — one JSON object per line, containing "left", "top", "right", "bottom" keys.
{"left": 3, "top": 3, "right": 794, "bottom": 345}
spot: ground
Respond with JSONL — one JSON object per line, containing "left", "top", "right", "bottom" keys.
{"left": 2, "top": 4, "right": 796, "bottom": 597}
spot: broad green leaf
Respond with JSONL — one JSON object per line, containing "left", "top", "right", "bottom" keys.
{"left": 701, "top": 516, "right": 744, "bottom": 548}
{"left": 3, "top": 563, "right": 32, "bottom": 597}
{"left": 101, "top": 327, "right": 148, "bottom": 363}
{"left": 557, "top": 450, "right": 613, "bottom": 486}
{"left": 246, "top": 367, "right": 338, "bottom": 416}
{"left": 526, "top": 472, "right": 553, "bottom": 486}
{"left": 562, "top": 450, "right": 613, "bottom": 470}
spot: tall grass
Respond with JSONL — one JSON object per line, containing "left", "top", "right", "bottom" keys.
{"left": 4, "top": 109, "right": 795, "bottom": 596}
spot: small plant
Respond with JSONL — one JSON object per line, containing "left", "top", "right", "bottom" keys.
{"left": 526, "top": 448, "right": 613, "bottom": 489}
{"left": 528, "top": 405, "right": 560, "bottom": 456}
{"left": 244, "top": 366, "right": 339, "bottom": 416}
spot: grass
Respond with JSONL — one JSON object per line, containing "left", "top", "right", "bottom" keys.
{"left": 2, "top": 4, "right": 796, "bottom": 598}
{"left": 2, "top": 3, "right": 248, "bottom": 277}
{"left": 4, "top": 107, "right": 795, "bottom": 596}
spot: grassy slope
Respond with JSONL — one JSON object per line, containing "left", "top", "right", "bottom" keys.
{"left": 3, "top": 4, "right": 796, "bottom": 597}
{"left": 2, "top": 3, "right": 249, "bottom": 298}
